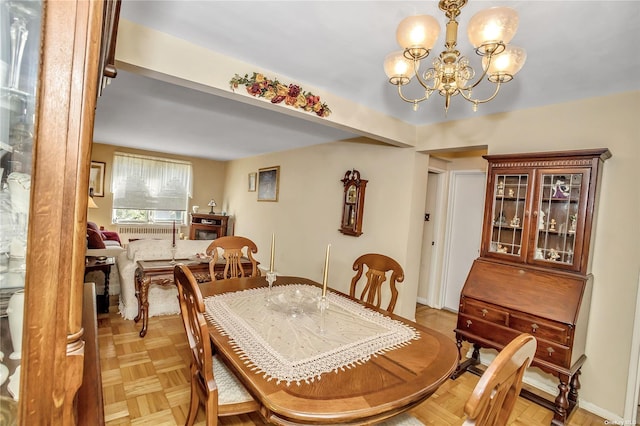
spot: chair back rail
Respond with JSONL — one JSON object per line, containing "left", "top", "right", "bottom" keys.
{"left": 206, "top": 236, "right": 260, "bottom": 280}
{"left": 350, "top": 253, "right": 405, "bottom": 313}
{"left": 463, "top": 333, "right": 537, "bottom": 426}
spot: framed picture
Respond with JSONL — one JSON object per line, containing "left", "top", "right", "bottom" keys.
{"left": 257, "top": 166, "right": 280, "bottom": 202}
{"left": 248, "top": 172, "right": 257, "bottom": 192}
{"left": 89, "top": 161, "right": 106, "bottom": 197}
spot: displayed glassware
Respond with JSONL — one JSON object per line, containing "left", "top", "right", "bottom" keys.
{"left": 0, "top": 1, "right": 43, "bottom": 411}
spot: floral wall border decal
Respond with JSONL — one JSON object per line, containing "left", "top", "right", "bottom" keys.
{"left": 230, "top": 72, "right": 331, "bottom": 118}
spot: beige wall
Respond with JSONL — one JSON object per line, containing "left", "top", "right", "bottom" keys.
{"left": 223, "top": 138, "right": 425, "bottom": 318}
{"left": 88, "top": 142, "right": 227, "bottom": 233}
{"left": 223, "top": 91, "right": 639, "bottom": 419}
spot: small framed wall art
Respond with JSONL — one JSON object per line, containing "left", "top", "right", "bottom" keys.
{"left": 89, "top": 161, "right": 106, "bottom": 197}
{"left": 248, "top": 172, "right": 257, "bottom": 192}
{"left": 257, "top": 166, "right": 280, "bottom": 202}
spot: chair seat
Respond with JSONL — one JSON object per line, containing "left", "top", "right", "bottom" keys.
{"left": 213, "top": 354, "right": 254, "bottom": 405}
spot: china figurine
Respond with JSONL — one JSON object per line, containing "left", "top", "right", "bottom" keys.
{"left": 497, "top": 180, "right": 504, "bottom": 196}
{"left": 549, "top": 219, "right": 556, "bottom": 231}
{"left": 552, "top": 178, "right": 570, "bottom": 198}
{"left": 548, "top": 248, "right": 560, "bottom": 261}
{"left": 7, "top": 289, "right": 25, "bottom": 360}
{"left": 539, "top": 210, "right": 546, "bottom": 230}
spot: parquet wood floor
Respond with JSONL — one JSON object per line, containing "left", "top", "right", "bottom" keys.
{"left": 97, "top": 297, "right": 608, "bottom": 425}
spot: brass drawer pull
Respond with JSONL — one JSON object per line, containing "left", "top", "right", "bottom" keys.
{"left": 466, "top": 320, "right": 473, "bottom": 328}
{"left": 547, "top": 347, "right": 555, "bottom": 356}
{"left": 531, "top": 323, "right": 539, "bottom": 333}
{"left": 481, "top": 309, "right": 488, "bottom": 317}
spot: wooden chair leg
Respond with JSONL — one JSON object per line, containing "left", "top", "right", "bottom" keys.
{"left": 185, "top": 378, "right": 199, "bottom": 426}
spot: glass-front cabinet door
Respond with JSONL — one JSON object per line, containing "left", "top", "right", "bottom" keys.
{"left": 529, "top": 169, "right": 590, "bottom": 271}
{"left": 486, "top": 172, "right": 530, "bottom": 261}
{"left": 1, "top": 0, "right": 43, "bottom": 407}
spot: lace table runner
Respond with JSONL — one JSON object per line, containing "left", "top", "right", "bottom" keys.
{"left": 204, "top": 284, "right": 419, "bottom": 385}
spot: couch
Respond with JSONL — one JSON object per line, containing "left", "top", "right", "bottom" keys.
{"left": 116, "top": 238, "right": 215, "bottom": 320}
{"left": 85, "top": 222, "right": 125, "bottom": 295}
{"left": 87, "top": 221, "right": 122, "bottom": 248}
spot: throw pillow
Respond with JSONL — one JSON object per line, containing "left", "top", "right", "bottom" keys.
{"left": 87, "top": 228, "right": 106, "bottom": 249}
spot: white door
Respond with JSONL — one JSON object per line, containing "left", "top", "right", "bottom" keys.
{"left": 442, "top": 171, "right": 486, "bottom": 312}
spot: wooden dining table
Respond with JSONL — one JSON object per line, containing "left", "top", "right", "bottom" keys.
{"left": 199, "top": 275, "right": 458, "bottom": 425}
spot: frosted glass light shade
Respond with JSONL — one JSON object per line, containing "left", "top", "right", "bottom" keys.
{"left": 384, "top": 51, "right": 415, "bottom": 85}
{"left": 483, "top": 45, "right": 527, "bottom": 77}
{"left": 396, "top": 15, "right": 440, "bottom": 51}
{"left": 467, "top": 7, "right": 519, "bottom": 48}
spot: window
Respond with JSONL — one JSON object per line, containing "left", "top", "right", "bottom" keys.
{"left": 111, "top": 152, "right": 192, "bottom": 224}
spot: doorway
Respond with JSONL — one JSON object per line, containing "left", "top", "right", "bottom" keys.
{"left": 417, "top": 170, "right": 445, "bottom": 306}
{"left": 440, "top": 171, "right": 486, "bottom": 312}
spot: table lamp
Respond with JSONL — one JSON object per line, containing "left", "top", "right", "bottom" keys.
{"left": 208, "top": 199, "right": 217, "bottom": 214}
{"left": 88, "top": 188, "right": 98, "bottom": 209}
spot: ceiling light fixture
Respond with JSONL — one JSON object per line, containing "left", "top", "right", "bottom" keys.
{"left": 384, "top": 0, "right": 526, "bottom": 114}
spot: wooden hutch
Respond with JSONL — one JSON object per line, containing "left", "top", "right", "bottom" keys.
{"left": 453, "top": 149, "right": 610, "bottom": 425}
{"left": 0, "top": 1, "right": 120, "bottom": 424}
{"left": 189, "top": 213, "right": 229, "bottom": 240}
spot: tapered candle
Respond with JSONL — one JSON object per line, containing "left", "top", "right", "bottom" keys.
{"left": 322, "top": 244, "right": 330, "bottom": 297}
{"left": 172, "top": 220, "right": 176, "bottom": 246}
{"left": 269, "top": 233, "right": 275, "bottom": 273}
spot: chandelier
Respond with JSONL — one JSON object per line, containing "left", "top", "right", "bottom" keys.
{"left": 383, "top": 0, "right": 526, "bottom": 114}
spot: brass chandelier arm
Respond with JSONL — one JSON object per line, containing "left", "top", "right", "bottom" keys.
{"left": 411, "top": 56, "right": 440, "bottom": 93}
{"left": 458, "top": 80, "right": 502, "bottom": 106}
{"left": 453, "top": 51, "right": 495, "bottom": 92}
{"left": 396, "top": 84, "right": 430, "bottom": 105}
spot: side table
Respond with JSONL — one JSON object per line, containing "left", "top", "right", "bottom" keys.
{"left": 84, "top": 256, "right": 115, "bottom": 314}
{"left": 134, "top": 258, "right": 256, "bottom": 337}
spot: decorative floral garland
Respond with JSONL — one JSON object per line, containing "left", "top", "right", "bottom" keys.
{"left": 230, "top": 72, "right": 331, "bottom": 118}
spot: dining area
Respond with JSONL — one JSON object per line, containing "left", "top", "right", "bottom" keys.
{"left": 160, "top": 235, "right": 530, "bottom": 425}
{"left": 95, "top": 235, "right": 606, "bottom": 425}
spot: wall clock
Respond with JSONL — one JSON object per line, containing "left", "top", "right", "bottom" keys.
{"left": 339, "top": 169, "right": 367, "bottom": 236}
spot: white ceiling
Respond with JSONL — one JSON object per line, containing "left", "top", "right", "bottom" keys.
{"left": 93, "top": 1, "right": 640, "bottom": 161}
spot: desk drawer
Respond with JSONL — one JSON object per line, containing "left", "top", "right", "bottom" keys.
{"left": 457, "top": 314, "right": 518, "bottom": 347}
{"left": 462, "top": 298, "right": 509, "bottom": 325}
{"left": 510, "top": 313, "right": 571, "bottom": 345}
{"left": 534, "top": 339, "right": 571, "bottom": 368}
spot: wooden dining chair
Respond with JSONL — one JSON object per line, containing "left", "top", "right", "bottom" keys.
{"left": 205, "top": 236, "right": 260, "bottom": 280}
{"left": 463, "top": 333, "right": 537, "bottom": 426}
{"left": 174, "top": 264, "right": 259, "bottom": 425}
{"left": 350, "top": 253, "right": 405, "bottom": 313}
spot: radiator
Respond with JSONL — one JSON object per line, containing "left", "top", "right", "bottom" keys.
{"left": 116, "top": 225, "right": 183, "bottom": 245}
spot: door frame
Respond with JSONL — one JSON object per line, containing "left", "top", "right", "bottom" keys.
{"left": 439, "top": 170, "right": 486, "bottom": 311}
{"left": 419, "top": 167, "right": 446, "bottom": 308}
{"left": 625, "top": 273, "right": 640, "bottom": 422}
